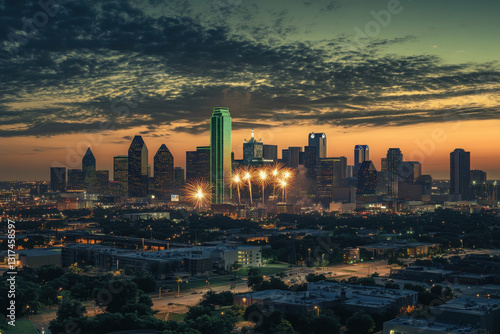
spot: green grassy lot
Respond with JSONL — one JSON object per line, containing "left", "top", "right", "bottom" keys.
{"left": 4, "top": 320, "right": 38, "bottom": 334}
{"left": 168, "top": 313, "right": 187, "bottom": 322}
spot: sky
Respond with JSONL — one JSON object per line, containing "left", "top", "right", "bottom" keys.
{"left": 1, "top": 0, "right": 499, "bottom": 180}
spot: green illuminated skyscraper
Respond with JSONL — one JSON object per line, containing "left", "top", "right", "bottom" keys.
{"left": 210, "top": 107, "right": 232, "bottom": 203}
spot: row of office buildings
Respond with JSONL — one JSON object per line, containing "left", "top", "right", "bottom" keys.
{"left": 61, "top": 243, "right": 262, "bottom": 279}
{"left": 48, "top": 107, "right": 498, "bottom": 209}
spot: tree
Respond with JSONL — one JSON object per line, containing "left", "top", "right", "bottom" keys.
{"left": 187, "top": 314, "right": 236, "bottom": 334}
{"left": 346, "top": 311, "right": 375, "bottom": 334}
{"left": 312, "top": 314, "right": 341, "bottom": 334}
{"left": 384, "top": 282, "right": 400, "bottom": 289}
{"left": 247, "top": 270, "right": 264, "bottom": 290}
{"left": 133, "top": 273, "right": 156, "bottom": 293}
{"left": 306, "top": 273, "right": 327, "bottom": 283}
{"left": 37, "top": 265, "right": 65, "bottom": 283}
{"left": 185, "top": 305, "right": 214, "bottom": 321}
{"left": 430, "top": 285, "right": 443, "bottom": 296}
{"left": 39, "top": 284, "right": 59, "bottom": 306}
{"left": 357, "top": 277, "right": 376, "bottom": 286}
{"left": 56, "top": 299, "right": 86, "bottom": 320}
{"left": 93, "top": 280, "right": 139, "bottom": 314}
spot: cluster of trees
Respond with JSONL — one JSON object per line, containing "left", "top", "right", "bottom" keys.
{"left": 49, "top": 279, "right": 167, "bottom": 333}
{"left": 0, "top": 265, "right": 156, "bottom": 319}
{"left": 246, "top": 268, "right": 303, "bottom": 292}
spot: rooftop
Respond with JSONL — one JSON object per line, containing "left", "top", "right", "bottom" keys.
{"left": 433, "top": 297, "right": 500, "bottom": 315}
{"left": 385, "top": 316, "right": 479, "bottom": 334}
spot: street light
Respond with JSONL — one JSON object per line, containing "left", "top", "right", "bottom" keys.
{"left": 259, "top": 169, "right": 267, "bottom": 205}
{"left": 233, "top": 174, "right": 242, "bottom": 205}
{"left": 314, "top": 305, "right": 319, "bottom": 316}
{"left": 243, "top": 171, "right": 253, "bottom": 206}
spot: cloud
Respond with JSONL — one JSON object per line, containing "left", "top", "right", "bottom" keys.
{"left": 0, "top": 0, "right": 499, "bottom": 138}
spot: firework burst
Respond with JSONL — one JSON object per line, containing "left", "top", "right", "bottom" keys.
{"left": 184, "top": 179, "right": 212, "bottom": 210}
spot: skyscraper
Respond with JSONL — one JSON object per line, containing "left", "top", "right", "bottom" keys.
{"left": 303, "top": 146, "right": 317, "bottom": 181}
{"left": 316, "top": 156, "right": 347, "bottom": 197}
{"left": 50, "top": 167, "right": 66, "bottom": 192}
{"left": 96, "top": 170, "right": 109, "bottom": 194}
{"left": 210, "top": 107, "right": 232, "bottom": 203}
{"left": 263, "top": 145, "right": 278, "bottom": 163}
{"left": 357, "top": 161, "right": 377, "bottom": 195}
{"left": 450, "top": 148, "right": 471, "bottom": 200}
{"left": 154, "top": 144, "right": 174, "bottom": 197}
{"left": 386, "top": 148, "right": 403, "bottom": 198}
{"left": 243, "top": 129, "right": 263, "bottom": 164}
{"left": 174, "top": 167, "right": 185, "bottom": 189}
{"left": 128, "top": 135, "right": 148, "bottom": 197}
{"left": 67, "top": 169, "right": 84, "bottom": 190}
{"left": 282, "top": 147, "right": 302, "bottom": 168}
{"left": 470, "top": 169, "right": 487, "bottom": 184}
{"left": 308, "top": 132, "right": 327, "bottom": 161}
{"left": 82, "top": 147, "right": 96, "bottom": 192}
{"left": 113, "top": 155, "right": 128, "bottom": 196}
{"left": 354, "top": 145, "right": 369, "bottom": 175}
{"left": 399, "top": 161, "right": 422, "bottom": 184}
{"left": 186, "top": 146, "right": 211, "bottom": 182}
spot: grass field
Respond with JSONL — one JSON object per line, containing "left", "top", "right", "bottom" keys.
{"left": 4, "top": 320, "right": 38, "bottom": 334}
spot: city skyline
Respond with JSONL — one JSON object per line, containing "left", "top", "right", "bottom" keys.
{"left": 2, "top": 126, "right": 495, "bottom": 181}
{"left": 1, "top": 1, "right": 500, "bottom": 180}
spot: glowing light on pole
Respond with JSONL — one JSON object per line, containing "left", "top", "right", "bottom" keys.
{"left": 232, "top": 174, "right": 242, "bottom": 205}
{"left": 280, "top": 179, "right": 287, "bottom": 202}
{"left": 243, "top": 170, "right": 253, "bottom": 206}
{"left": 258, "top": 169, "right": 267, "bottom": 205}
{"left": 272, "top": 167, "right": 279, "bottom": 197}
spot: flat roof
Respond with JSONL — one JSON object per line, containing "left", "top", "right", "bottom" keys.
{"left": 432, "top": 297, "right": 500, "bottom": 315}
{"left": 385, "top": 316, "right": 478, "bottom": 333}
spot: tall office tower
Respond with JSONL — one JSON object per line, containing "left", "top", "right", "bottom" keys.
{"left": 67, "top": 169, "right": 84, "bottom": 190}
{"left": 303, "top": 146, "right": 317, "bottom": 180}
{"left": 154, "top": 144, "right": 174, "bottom": 196}
{"left": 128, "top": 135, "right": 148, "bottom": 197}
{"left": 470, "top": 169, "right": 487, "bottom": 184}
{"left": 96, "top": 170, "right": 109, "bottom": 194}
{"left": 386, "top": 148, "right": 403, "bottom": 198}
{"left": 282, "top": 147, "right": 302, "bottom": 168}
{"left": 186, "top": 146, "right": 210, "bottom": 182}
{"left": 381, "top": 158, "right": 387, "bottom": 173}
{"left": 354, "top": 145, "right": 369, "bottom": 175}
{"left": 450, "top": 148, "right": 471, "bottom": 200}
{"left": 332, "top": 156, "right": 348, "bottom": 186}
{"left": 210, "top": 107, "right": 232, "bottom": 204}
{"left": 308, "top": 132, "right": 327, "bottom": 161}
{"left": 174, "top": 167, "right": 185, "bottom": 189}
{"left": 357, "top": 161, "right": 377, "bottom": 194}
{"left": 243, "top": 129, "right": 263, "bottom": 164}
{"left": 50, "top": 167, "right": 66, "bottom": 192}
{"left": 263, "top": 144, "right": 278, "bottom": 162}
{"left": 82, "top": 147, "right": 96, "bottom": 192}
{"left": 316, "top": 157, "right": 348, "bottom": 196}
{"left": 399, "top": 161, "right": 422, "bottom": 184}
{"left": 113, "top": 155, "right": 128, "bottom": 196}
{"left": 470, "top": 169, "right": 488, "bottom": 201}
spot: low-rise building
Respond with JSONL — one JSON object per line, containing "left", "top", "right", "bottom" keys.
{"left": 234, "top": 281, "right": 418, "bottom": 316}
{"left": 383, "top": 316, "right": 482, "bottom": 334}
{"left": 431, "top": 297, "right": 500, "bottom": 334}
